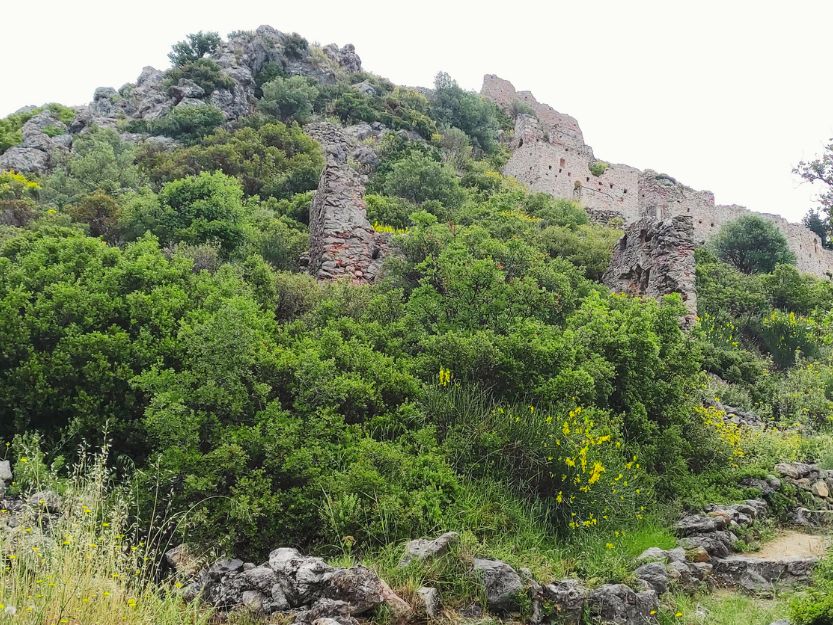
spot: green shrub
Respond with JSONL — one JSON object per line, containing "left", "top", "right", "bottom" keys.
{"left": 168, "top": 31, "right": 222, "bottom": 66}
{"left": 137, "top": 120, "right": 323, "bottom": 200}
{"left": 146, "top": 104, "right": 225, "bottom": 143}
{"left": 0, "top": 103, "right": 75, "bottom": 154}
{"left": 258, "top": 75, "right": 319, "bottom": 123}
{"left": 431, "top": 72, "right": 507, "bottom": 154}
{"left": 712, "top": 214, "right": 796, "bottom": 274}
{"left": 791, "top": 552, "right": 833, "bottom": 624}
{"left": 165, "top": 58, "right": 234, "bottom": 95}
{"left": 376, "top": 152, "right": 465, "bottom": 208}
{"left": 589, "top": 160, "right": 609, "bottom": 176}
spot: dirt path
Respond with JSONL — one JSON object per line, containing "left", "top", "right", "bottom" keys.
{"left": 748, "top": 529, "right": 828, "bottom": 560}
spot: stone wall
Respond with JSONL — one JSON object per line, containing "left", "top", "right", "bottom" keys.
{"left": 603, "top": 216, "right": 697, "bottom": 322}
{"left": 305, "top": 122, "right": 389, "bottom": 283}
{"left": 482, "top": 75, "right": 833, "bottom": 279}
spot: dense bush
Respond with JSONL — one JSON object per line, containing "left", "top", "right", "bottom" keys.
{"left": 165, "top": 58, "right": 234, "bottom": 96}
{"left": 41, "top": 127, "right": 141, "bottom": 209}
{"left": 137, "top": 120, "right": 323, "bottom": 199}
{"left": 168, "top": 31, "right": 222, "bottom": 66}
{"left": 258, "top": 75, "right": 319, "bottom": 123}
{"left": 712, "top": 214, "right": 796, "bottom": 274}
{"left": 144, "top": 104, "right": 225, "bottom": 143}
{"left": 431, "top": 72, "right": 507, "bottom": 154}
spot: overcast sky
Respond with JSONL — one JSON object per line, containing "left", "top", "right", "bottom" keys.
{"left": 3, "top": 0, "right": 831, "bottom": 222}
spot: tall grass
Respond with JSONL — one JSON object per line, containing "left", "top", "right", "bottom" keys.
{"left": 0, "top": 448, "right": 210, "bottom": 625}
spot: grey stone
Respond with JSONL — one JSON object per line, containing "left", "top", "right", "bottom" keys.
{"left": 676, "top": 513, "right": 726, "bottom": 536}
{"left": 400, "top": 531, "right": 459, "bottom": 566}
{"left": 586, "top": 584, "right": 658, "bottom": 624}
{"left": 417, "top": 586, "right": 441, "bottom": 619}
{"left": 0, "top": 461, "right": 11, "bottom": 483}
{"left": 164, "top": 544, "right": 201, "bottom": 578}
{"left": 679, "top": 530, "right": 738, "bottom": 559}
{"left": 775, "top": 462, "right": 817, "bottom": 480}
{"left": 169, "top": 79, "right": 205, "bottom": 102}
{"left": 541, "top": 580, "right": 586, "bottom": 625}
{"left": 633, "top": 562, "right": 668, "bottom": 595}
{"left": 28, "top": 490, "right": 61, "bottom": 513}
{"left": 472, "top": 558, "right": 524, "bottom": 613}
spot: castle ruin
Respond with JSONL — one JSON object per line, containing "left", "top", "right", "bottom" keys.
{"left": 481, "top": 75, "right": 833, "bottom": 279}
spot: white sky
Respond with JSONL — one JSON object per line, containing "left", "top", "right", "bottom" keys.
{"left": 3, "top": 0, "right": 832, "bottom": 223}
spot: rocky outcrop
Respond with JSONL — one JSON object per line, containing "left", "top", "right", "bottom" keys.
{"left": 306, "top": 122, "right": 389, "bottom": 283}
{"left": 603, "top": 216, "right": 697, "bottom": 321}
{"left": 0, "top": 110, "right": 73, "bottom": 174}
{"left": 774, "top": 462, "right": 833, "bottom": 526}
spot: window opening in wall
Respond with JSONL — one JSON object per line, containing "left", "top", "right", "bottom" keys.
{"left": 518, "top": 139, "right": 523, "bottom": 147}
{"left": 623, "top": 189, "right": 627, "bottom": 194}
{"left": 548, "top": 165, "right": 552, "bottom": 170}
{"left": 586, "top": 177, "right": 590, "bottom": 182}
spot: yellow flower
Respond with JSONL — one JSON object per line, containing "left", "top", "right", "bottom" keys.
{"left": 675, "top": 611, "right": 683, "bottom": 618}
{"left": 605, "top": 542, "right": 614, "bottom": 550}
{"left": 127, "top": 597, "right": 138, "bottom": 609}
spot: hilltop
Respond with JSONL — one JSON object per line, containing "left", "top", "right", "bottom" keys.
{"left": 2, "top": 25, "right": 833, "bottom": 625}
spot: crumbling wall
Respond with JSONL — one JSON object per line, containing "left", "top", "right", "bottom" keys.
{"left": 305, "top": 122, "right": 389, "bottom": 283}
{"left": 603, "top": 216, "right": 697, "bottom": 322}
{"left": 483, "top": 75, "right": 833, "bottom": 280}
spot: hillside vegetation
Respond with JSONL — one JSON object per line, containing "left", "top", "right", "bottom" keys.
{"left": 2, "top": 27, "right": 833, "bottom": 625}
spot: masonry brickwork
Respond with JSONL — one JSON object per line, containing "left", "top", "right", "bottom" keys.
{"left": 482, "top": 75, "right": 833, "bottom": 279}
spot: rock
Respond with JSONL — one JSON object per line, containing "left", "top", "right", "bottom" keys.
{"left": 472, "top": 558, "right": 524, "bottom": 613}
{"left": 679, "top": 530, "right": 737, "bottom": 559}
{"left": 586, "top": 584, "right": 658, "bottom": 624}
{"left": 164, "top": 544, "right": 201, "bottom": 578}
{"left": 169, "top": 79, "right": 206, "bottom": 102}
{"left": 636, "top": 547, "right": 668, "bottom": 563}
{"left": 685, "top": 546, "right": 711, "bottom": 563}
{"left": 812, "top": 480, "right": 830, "bottom": 498}
{"left": 0, "top": 461, "right": 11, "bottom": 483}
{"left": 775, "top": 462, "right": 817, "bottom": 480}
{"left": 400, "top": 531, "right": 459, "bottom": 566}
{"left": 0, "top": 147, "right": 50, "bottom": 174}
{"left": 28, "top": 490, "right": 61, "bottom": 513}
{"left": 713, "top": 556, "right": 817, "bottom": 595}
{"left": 323, "top": 43, "right": 362, "bottom": 73}
{"left": 321, "top": 566, "right": 410, "bottom": 618}
{"left": 676, "top": 514, "right": 726, "bottom": 536}
{"left": 633, "top": 562, "right": 668, "bottom": 595}
{"left": 540, "top": 580, "right": 586, "bottom": 625}
{"left": 417, "top": 586, "right": 441, "bottom": 619}
{"left": 603, "top": 216, "right": 697, "bottom": 324}
{"left": 296, "top": 598, "right": 358, "bottom": 625}
{"left": 352, "top": 81, "right": 377, "bottom": 97}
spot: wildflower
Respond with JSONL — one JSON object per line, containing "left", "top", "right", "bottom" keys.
{"left": 127, "top": 597, "right": 138, "bottom": 609}
{"left": 605, "top": 543, "right": 614, "bottom": 550}
{"left": 675, "top": 611, "right": 683, "bottom": 618}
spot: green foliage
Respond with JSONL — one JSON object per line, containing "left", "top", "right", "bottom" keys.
{"left": 137, "top": 120, "right": 323, "bottom": 200}
{"left": 41, "top": 127, "right": 140, "bottom": 208}
{"left": 431, "top": 72, "right": 507, "bottom": 154}
{"left": 755, "top": 309, "right": 821, "bottom": 369}
{"left": 804, "top": 208, "right": 832, "bottom": 249}
{"left": 365, "top": 194, "right": 416, "bottom": 230}
{"left": 66, "top": 190, "right": 122, "bottom": 242}
{"left": 791, "top": 552, "right": 833, "bottom": 624}
{"left": 374, "top": 152, "right": 465, "bottom": 209}
{"left": 282, "top": 32, "right": 309, "bottom": 60}
{"left": 165, "top": 58, "right": 234, "bottom": 95}
{"left": 0, "top": 171, "right": 40, "bottom": 227}
{"left": 258, "top": 75, "right": 319, "bottom": 123}
{"left": 155, "top": 171, "right": 247, "bottom": 255}
{"left": 144, "top": 104, "right": 225, "bottom": 143}
{"left": 589, "top": 160, "right": 609, "bottom": 176}
{"left": 168, "top": 31, "right": 222, "bottom": 66}
{"left": 711, "top": 214, "right": 796, "bottom": 274}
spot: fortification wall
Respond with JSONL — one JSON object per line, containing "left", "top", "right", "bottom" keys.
{"left": 482, "top": 75, "right": 833, "bottom": 279}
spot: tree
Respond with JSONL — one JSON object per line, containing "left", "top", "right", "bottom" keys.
{"left": 803, "top": 208, "right": 831, "bottom": 249}
{"left": 796, "top": 141, "right": 833, "bottom": 248}
{"left": 711, "top": 214, "right": 796, "bottom": 274}
{"left": 41, "top": 127, "right": 140, "bottom": 208}
{"left": 378, "top": 152, "right": 465, "bottom": 209}
{"left": 168, "top": 31, "right": 222, "bottom": 67}
{"left": 431, "top": 72, "right": 505, "bottom": 154}
{"left": 258, "top": 76, "right": 319, "bottom": 123}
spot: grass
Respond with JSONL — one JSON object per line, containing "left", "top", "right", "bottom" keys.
{"left": 0, "top": 450, "right": 211, "bottom": 625}
{"left": 659, "top": 590, "right": 791, "bottom": 625}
